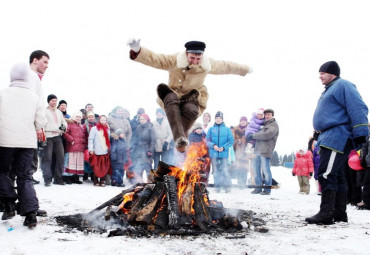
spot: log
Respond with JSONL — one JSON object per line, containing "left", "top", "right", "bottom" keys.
{"left": 164, "top": 175, "right": 180, "bottom": 229}
{"left": 86, "top": 183, "right": 146, "bottom": 215}
{"left": 193, "top": 183, "right": 212, "bottom": 231}
{"left": 181, "top": 182, "right": 193, "bottom": 217}
{"left": 135, "top": 182, "right": 166, "bottom": 224}
{"left": 127, "top": 184, "right": 156, "bottom": 222}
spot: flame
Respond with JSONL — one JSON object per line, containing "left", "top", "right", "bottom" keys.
{"left": 119, "top": 192, "right": 134, "bottom": 214}
{"left": 167, "top": 141, "right": 210, "bottom": 215}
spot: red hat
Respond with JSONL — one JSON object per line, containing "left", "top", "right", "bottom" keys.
{"left": 140, "top": 113, "right": 150, "bottom": 122}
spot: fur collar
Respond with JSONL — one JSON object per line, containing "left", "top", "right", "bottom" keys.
{"left": 176, "top": 51, "right": 211, "bottom": 72}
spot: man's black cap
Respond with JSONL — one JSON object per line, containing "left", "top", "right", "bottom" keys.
{"left": 185, "top": 41, "right": 206, "bottom": 54}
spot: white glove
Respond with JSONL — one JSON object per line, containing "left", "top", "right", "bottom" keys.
{"left": 127, "top": 38, "right": 141, "bottom": 53}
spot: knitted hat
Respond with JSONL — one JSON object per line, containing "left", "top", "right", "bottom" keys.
{"left": 240, "top": 116, "right": 248, "bottom": 122}
{"left": 47, "top": 94, "right": 57, "bottom": 103}
{"left": 156, "top": 108, "right": 165, "bottom": 115}
{"left": 58, "top": 100, "right": 67, "bottom": 107}
{"left": 10, "top": 63, "right": 29, "bottom": 82}
{"left": 215, "top": 111, "right": 223, "bottom": 119}
{"left": 185, "top": 41, "right": 206, "bottom": 53}
{"left": 256, "top": 108, "right": 264, "bottom": 115}
{"left": 264, "top": 108, "right": 274, "bottom": 116}
{"left": 137, "top": 108, "right": 145, "bottom": 114}
{"left": 193, "top": 122, "right": 202, "bottom": 131}
{"left": 114, "top": 128, "right": 124, "bottom": 136}
{"left": 319, "top": 61, "right": 340, "bottom": 76}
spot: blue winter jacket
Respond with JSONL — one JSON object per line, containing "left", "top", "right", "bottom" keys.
{"left": 110, "top": 137, "right": 127, "bottom": 164}
{"left": 313, "top": 78, "right": 368, "bottom": 153}
{"left": 206, "top": 122, "right": 234, "bottom": 158}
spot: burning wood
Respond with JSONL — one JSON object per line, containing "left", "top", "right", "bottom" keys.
{"left": 56, "top": 143, "right": 260, "bottom": 236}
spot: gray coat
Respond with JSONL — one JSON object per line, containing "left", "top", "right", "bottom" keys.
{"left": 252, "top": 118, "right": 279, "bottom": 158}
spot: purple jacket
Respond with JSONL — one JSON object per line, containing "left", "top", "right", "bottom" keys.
{"left": 245, "top": 113, "right": 265, "bottom": 137}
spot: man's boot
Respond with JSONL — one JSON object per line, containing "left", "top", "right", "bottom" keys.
{"left": 305, "top": 189, "right": 336, "bottom": 225}
{"left": 23, "top": 211, "right": 37, "bottom": 228}
{"left": 158, "top": 84, "right": 188, "bottom": 152}
{"left": 180, "top": 90, "right": 200, "bottom": 135}
{"left": 334, "top": 192, "right": 348, "bottom": 222}
{"left": 1, "top": 200, "right": 15, "bottom": 220}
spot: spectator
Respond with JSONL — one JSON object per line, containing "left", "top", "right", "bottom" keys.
{"left": 188, "top": 122, "right": 210, "bottom": 185}
{"left": 110, "top": 129, "right": 127, "bottom": 187}
{"left": 245, "top": 108, "right": 265, "bottom": 154}
{"left": 130, "top": 108, "right": 145, "bottom": 132}
{"left": 358, "top": 124, "right": 370, "bottom": 210}
{"left": 62, "top": 111, "right": 87, "bottom": 184}
{"left": 0, "top": 63, "right": 47, "bottom": 227}
{"left": 57, "top": 100, "right": 70, "bottom": 119}
{"left": 248, "top": 109, "right": 279, "bottom": 195}
{"left": 292, "top": 149, "right": 314, "bottom": 195}
{"left": 202, "top": 112, "right": 212, "bottom": 135}
{"left": 306, "top": 61, "right": 368, "bottom": 225}
{"left": 42, "top": 94, "right": 68, "bottom": 186}
{"left": 153, "top": 108, "right": 173, "bottom": 169}
{"left": 82, "top": 111, "right": 96, "bottom": 182}
{"left": 206, "top": 111, "right": 234, "bottom": 193}
{"left": 130, "top": 114, "right": 155, "bottom": 184}
{"left": 88, "top": 115, "right": 111, "bottom": 187}
{"left": 233, "top": 116, "right": 249, "bottom": 188}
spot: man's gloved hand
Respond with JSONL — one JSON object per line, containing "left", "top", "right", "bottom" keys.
{"left": 313, "top": 131, "right": 320, "bottom": 141}
{"left": 292, "top": 173, "right": 295, "bottom": 176}
{"left": 127, "top": 38, "right": 141, "bottom": 53}
{"left": 354, "top": 136, "right": 366, "bottom": 148}
{"left": 246, "top": 134, "right": 254, "bottom": 142}
{"left": 309, "top": 173, "right": 313, "bottom": 177}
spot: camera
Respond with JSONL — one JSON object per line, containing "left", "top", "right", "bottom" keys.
{"left": 59, "top": 124, "right": 66, "bottom": 133}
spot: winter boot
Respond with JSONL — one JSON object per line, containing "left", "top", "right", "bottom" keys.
{"left": 161, "top": 88, "right": 187, "bottom": 152}
{"left": 23, "top": 211, "right": 37, "bottom": 228}
{"left": 64, "top": 176, "right": 72, "bottom": 185}
{"left": 157, "top": 83, "right": 174, "bottom": 101}
{"left": 305, "top": 190, "right": 336, "bottom": 225}
{"left": 1, "top": 201, "right": 16, "bottom": 220}
{"left": 333, "top": 192, "right": 348, "bottom": 223}
{"left": 72, "top": 175, "right": 82, "bottom": 184}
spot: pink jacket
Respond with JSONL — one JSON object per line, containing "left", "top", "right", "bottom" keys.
{"left": 63, "top": 121, "right": 88, "bottom": 152}
{"left": 292, "top": 151, "right": 314, "bottom": 177}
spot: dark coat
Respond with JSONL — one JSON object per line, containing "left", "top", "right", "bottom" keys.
{"left": 130, "top": 122, "right": 155, "bottom": 165}
{"left": 63, "top": 121, "right": 88, "bottom": 152}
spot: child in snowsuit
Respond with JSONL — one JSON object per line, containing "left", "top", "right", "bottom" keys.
{"left": 83, "top": 111, "right": 96, "bottom": 181}
{"left": 292, "top": 149, "right": 314, "bottom": 194}
{"left": 110, "top": 128, "right": 127, "bottom": 187}
{"left": 245, "top": 108, "right": 265, "bottom": 154}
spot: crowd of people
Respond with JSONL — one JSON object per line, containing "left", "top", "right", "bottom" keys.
{"left": 0, "top": 44, "right": 369, "bottom": 231}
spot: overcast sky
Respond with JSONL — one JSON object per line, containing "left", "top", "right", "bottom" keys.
{"left": 1, "top": 0, "right": 369, "bottom": 155}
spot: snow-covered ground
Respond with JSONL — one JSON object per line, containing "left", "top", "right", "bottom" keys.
{"left": 1, "top": 166, "right": 370, "bottom": 255}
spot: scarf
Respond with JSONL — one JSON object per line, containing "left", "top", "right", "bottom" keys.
{"left": 96, "top": 122, "right": 110, "bottom": 150}
{"left": 156, "top": 117, "right": 163, "bottom": 125}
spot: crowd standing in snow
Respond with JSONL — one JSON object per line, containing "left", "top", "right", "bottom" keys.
{"left": 1, "top": 50, "right": 369, "bottom": 230}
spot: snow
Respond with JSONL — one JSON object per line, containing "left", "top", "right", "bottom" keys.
{"left": 1, "top": 167, "right": 370, "bottom": 255}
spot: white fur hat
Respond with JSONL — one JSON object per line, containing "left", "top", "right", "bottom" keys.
{"left": 10, "top": 63, "right": 29, "bottom": 82}
{"left": 256, "top": 108, "right": 264, "bottom": 115}
{"left": 72, "top": 111, "right": 83, "bottom": 121}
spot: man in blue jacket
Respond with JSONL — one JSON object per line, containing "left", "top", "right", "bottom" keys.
{"left": 206, "top": 111, "right": 234, "bottom": 192}
{"left": 306, "top": 61, "right": 368, "bottom": 225}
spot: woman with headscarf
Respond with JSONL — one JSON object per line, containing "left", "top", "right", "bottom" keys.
{"left": 88, "top": 115, "right": 111, "bottom": 186}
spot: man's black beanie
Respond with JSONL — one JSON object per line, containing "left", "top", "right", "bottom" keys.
{"left": 319, "top": 61, "right": 340, "bottom": 77}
